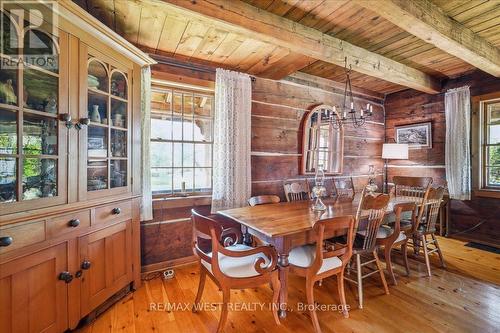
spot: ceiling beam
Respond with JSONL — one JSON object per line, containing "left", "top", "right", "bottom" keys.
{"left": 353, "top": 0, "right": 500, "bottom": 77}
{"left": 158, "top": 0, "right": 441, "bottom": 94}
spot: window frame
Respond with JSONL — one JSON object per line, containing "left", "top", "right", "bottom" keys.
{"left": 150, "top": 81, "right": 214, "bottom": 198}
{"left": 481, "top": 98, "right": 500, "bottom": 190}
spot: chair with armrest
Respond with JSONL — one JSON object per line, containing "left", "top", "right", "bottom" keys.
{"left": 288, "top": 215, "right": 355, "bottom": 333}
{"left": 191, "top": 209, "right": 281, "bottom": 333}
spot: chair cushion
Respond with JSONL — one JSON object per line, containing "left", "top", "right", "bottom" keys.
{"left": 357, "top": 226, "right": 406, "bottom": 242}
{"left": 288, "top": 244, "right": 342, "bottom": 274}
{"left": 201, "top": 244, "right": 270, "bottom": 278}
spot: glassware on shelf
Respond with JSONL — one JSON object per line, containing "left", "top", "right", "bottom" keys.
{"left": 87, "top": 160, "right": 108, "bottom": 191}
{"left": 22, "top": 158, "right": 57, "bottom": 200}
{"left": 88, "top": 59, "right": 108, "bottom": 92}
{"left": 23, "top": 68, "right": 58, "bottom": 112}
{"left": 88, "top": 92, "right": 107, "bottom": 124}
{"left": 110, "top": 71, "right": 127, "bottom": 99}
{"left": 312, "top": 169, "right": 327, "bottom": 211}
{"left": 88, "top": 126, "right": 108, "bottom": 158}
{"left": 111, "top": 99, "right": 126, "bottom": 128}
{"left": 111, "top": 129, "right": 126, "bottom": 157}
{"left": 110, "top": 159, "right": 127, "bottom": 188}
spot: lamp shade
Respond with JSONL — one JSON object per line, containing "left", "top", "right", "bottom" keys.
{"left": 382, "top": 143, "right": 409, "bottom": 159}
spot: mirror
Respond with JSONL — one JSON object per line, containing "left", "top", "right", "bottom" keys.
{"left": 301, "top": 104, "right": 344, "bottom": 175}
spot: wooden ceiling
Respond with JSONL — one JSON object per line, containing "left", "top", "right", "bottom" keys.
{"left": 75, "top": 0, "right": 500, "bottom": 95}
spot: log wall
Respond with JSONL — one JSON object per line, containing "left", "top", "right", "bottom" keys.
{"left": 385, "top": 70, "right": 500, "bottom": 247}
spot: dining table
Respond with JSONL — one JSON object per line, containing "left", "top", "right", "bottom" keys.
{"left": 217, "top": 194, "right": 410, "bottom": 318}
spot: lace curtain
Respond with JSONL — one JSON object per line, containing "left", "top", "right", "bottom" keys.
{"left": 141, "top": 66, "right": 153, "bottom": 220}
{"left": 445, "top": 86, "right": 471, "bottom": 200}
{"left": 211, "top": 68, "right": 252, "bottom": 212}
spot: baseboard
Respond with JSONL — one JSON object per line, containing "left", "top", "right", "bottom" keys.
{"left": 141, "top": 255, "right": 197, "bottom": 275}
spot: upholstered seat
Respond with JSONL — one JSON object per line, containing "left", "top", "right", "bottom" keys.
{"left": 201, "top": 244, "right": 270, "bottom": 278}
{"left": 289, "top": 244, "right": 342, "bottom": 274}
{"left": 357, "top": 226, "right": 406, "bottom": 242}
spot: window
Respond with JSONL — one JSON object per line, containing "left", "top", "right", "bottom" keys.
{"left": 482, "top": 100, "right": 500, "bottom": 188}
{"left": 150, "top": 83, "right": 213, "bottom": 195}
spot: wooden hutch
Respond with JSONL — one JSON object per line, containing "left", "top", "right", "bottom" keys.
{"left": 0, "top": 2, "right": 154, "bottom": 331}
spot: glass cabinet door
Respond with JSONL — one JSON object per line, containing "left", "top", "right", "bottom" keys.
{"left": 84, "top": 51, "right": 130, "bottom": 198}
{"left": 0, "top": 10, "right": 67, "bottom": 213}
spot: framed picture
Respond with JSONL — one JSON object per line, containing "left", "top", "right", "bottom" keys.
{"left": 395, "top": 122, "right": 432, "bottom": 149}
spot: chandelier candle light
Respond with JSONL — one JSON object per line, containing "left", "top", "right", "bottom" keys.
{"left": 331, "top": 57, "right": 373, "bottom": 128}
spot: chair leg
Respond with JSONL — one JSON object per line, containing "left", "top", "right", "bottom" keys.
{"left": 401, "top": 241, "right": 410, "bottom": 276}
{"left": 421, "top": 235, "right": 432, "bottom": 277}
{"left": 217, "top": 288, "right": 230, "bottom": 333}
{"left": 355, "top": 254, "right": 363, "bottom": 309}
{"left": 384, "top": 245, "right": 397, "bottom": 285}
{"left": 192, "top": 268, "right": 206, "bottom": 313}
{"left": 412, "top": 235, "right": 420, "bottom": 256}
{"left": 373, "top": 250, "right": 390, "bottom": 295}
{"left": 337, "top": 271, "right": 349, "bottom": 318}
{"left": 432, "top": 234, "right": 446, "bottom": 268}
{"left": 306, "top": 279, "right": 322, "bottom": 333}
{"left": 271, "top": 273, "right": 281, "bottom": 326}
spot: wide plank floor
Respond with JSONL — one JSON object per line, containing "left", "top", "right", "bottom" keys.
{"left": 75, "top": 237, "right": 500, "bottom": 333}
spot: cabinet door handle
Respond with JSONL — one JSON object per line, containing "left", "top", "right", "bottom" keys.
{"left": 68, "top": 219, "right": 80, "bottom": 227}
{"left": 81, "top": 260, "right": 91, "bottom": 270}
{"left": 112, "top": 207, "right": 121, "bottom": 215}
{"left": 0, "top": 236, "right": 13, "bottom": 247}
{"left": 58, "top": 271, "right": 73, "bottom": 284}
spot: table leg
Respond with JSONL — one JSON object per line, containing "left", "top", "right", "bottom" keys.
{"left": 242, "top": 226, "right": 253, "bottom": 246}
{"left": 274, "top": 237, "right": 291, "bottom": 319}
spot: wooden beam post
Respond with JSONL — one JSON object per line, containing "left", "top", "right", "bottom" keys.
{"left": 158, "top": 0, "right": 441, "bottom": 94}
{"left": 354, "top": 0, "right": 500, "bottom": 77}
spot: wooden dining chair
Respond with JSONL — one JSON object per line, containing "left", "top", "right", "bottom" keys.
{"left": 283, "top": 179, "right": 310, "bottom": 202}
{"left": 191, "top": 209, "right": 281, "bottom": 332}
{"left": 408, "top": 187, "right": 447, "bottom": 277}
{"left": 345, "top": 191, "right": 390, "bottom": 309}
{"left": 288, "top": 215, "right": 355, "bottom": 333}
{"left": 391, "top": 176, "right": 432, "bottom": 231}
{"left": 248, "top": 195, "right": 281, "bottom": 206}
{"left": 333, "top": 177, "right": 355, "bottom": 198}
{"left": 376, "top": 202, "right": 417, "bottom": 285}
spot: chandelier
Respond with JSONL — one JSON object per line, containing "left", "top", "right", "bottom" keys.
{"left": 331, "top": 57, "right": 373, "bottom": 128}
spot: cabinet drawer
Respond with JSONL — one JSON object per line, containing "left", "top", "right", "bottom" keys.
{"left": 47, "top": 210, "right": 91, "bottom": 238}
{"left": 93, "top": 201, "right": 132, "bottom": 226}
{"left": 0, "top": 220, "right": 46, "bottom": 254}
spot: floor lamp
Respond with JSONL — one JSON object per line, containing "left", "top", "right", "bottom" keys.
{"left": 382, "top": 143, "right": 409, "bottom": 193}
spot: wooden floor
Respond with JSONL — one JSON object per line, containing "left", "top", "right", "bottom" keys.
{"left": 76, "top": 237, "right": 500, "bottom": 333}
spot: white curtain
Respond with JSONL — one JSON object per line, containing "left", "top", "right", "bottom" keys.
{"left": 211, "top": 68, "right": 252, "bottom": 212}
{"left": 445, "top": 86, "right": 471, "bottom": 200}
{"left": 141, "top": 66, "right": 153, "bottom": 220}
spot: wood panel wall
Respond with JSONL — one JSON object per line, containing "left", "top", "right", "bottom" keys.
{"left": 141, "top": 62, "right": 385, "bottom": 269}
{"left": 385, "top": 70, "right": 500, "bottom": 247}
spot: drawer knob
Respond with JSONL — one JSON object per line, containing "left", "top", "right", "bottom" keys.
{"left": 112, "top": 207, "right": 121, "bottom": 215}
{"left": 68, "top": 219, "right": 80, "bottom": 227}
{"left": 58, "top": 271, "right": 73, "bottom": 284}
{"left": 81, "top": 260, "right": 91, "bottom": 270}
{"left": 0, "top": 236, "right": 13, "bottom": 247}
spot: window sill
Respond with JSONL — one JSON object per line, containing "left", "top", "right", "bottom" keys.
{"left": 153, "top": 194, "right": 212, "bottom": 209}
{"left": 474, "top": 189, "right": 500, "bottom": 199}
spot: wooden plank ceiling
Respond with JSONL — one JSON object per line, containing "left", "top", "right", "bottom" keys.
{"left": 74, "top": 0, "right": 500, "bottom": 95}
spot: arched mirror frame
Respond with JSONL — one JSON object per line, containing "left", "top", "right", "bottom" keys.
{"left": 301, "top": 104, "right": 344, "bottom": 175}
